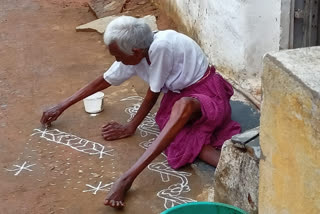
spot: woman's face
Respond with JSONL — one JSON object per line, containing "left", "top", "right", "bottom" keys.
{"left": 108, "top": 42, "right": 144, "bottom": 65}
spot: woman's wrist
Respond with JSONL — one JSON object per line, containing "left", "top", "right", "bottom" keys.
{"left": 126, "top": 122, "right": 138, "bottom": 134}
{"left": 58, "top": 100, "right": 70, "bottom": 112}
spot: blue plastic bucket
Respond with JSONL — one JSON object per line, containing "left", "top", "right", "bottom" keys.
{"left": 161, "top": 202, "right": 248, "bottom": 214}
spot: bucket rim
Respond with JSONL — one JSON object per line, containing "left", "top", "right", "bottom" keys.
{"left": 160, "top": 202, "right": 248, "bottom": 214}
{"left": 84, "top": 91, "right": 105, "bottom": 100}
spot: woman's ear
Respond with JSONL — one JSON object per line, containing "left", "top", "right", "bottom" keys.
{"left": 132, "top": 48, "right": 145, "bottom": 57}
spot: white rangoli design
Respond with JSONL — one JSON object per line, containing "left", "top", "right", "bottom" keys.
{"left": 6, "top": 161, "right": 36, "bottom": 176}
{"left": 83, "top": 181, "right": 114, "bottom": 195}
{"left": 31, "top": 128, "right": 114, "bottom": 158}
{"left": 23, "top": 96, "right": 195, "bottom": 209}
{"left": 121, "top": 96, "right": 196, "bottom": 209}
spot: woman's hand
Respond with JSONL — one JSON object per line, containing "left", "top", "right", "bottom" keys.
{"left": 40, "top": 104, "right": 65, "bottom": 127}
{"left": 101, "top": 88, "right": 159, "bottom": 141}
{"left": 101, "top": 121, "right": 136, "bottom": 141}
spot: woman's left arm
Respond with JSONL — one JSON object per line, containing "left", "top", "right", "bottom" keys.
{"left": 101, "top": 88, "right": 160, "bottom": 141}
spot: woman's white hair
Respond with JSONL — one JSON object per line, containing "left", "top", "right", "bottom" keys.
{"left": 104, "top": 16, "right": 154, "bottom": 55}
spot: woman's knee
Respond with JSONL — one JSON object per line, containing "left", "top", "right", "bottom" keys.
{"left": 171, "top": 97, "right": 201, "bottom": 121}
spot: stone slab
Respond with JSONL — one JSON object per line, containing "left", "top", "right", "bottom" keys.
{"left": 76, "top": 15, "right": 158, "bottom": 34}
{"left": 265, "top": 47, "right": 320, "bottom": 97}
{"left": 246, "top": 136, "right": 261, "bottom": 159}
{"left": 88, "top": 0, "right": 126, "bottom": 18}
{"left": 213, "top": 141, "right": 259, "bottom": 214}
{"left": 260, "top": 47, "right": 320, "bottom": 213}
{"left": 231, "top": 126, "right": 259, "bottom": 147}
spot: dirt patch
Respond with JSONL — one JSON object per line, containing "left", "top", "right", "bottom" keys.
{"left": 42, "top": 0, "right": 177, "bottom": 30}
{"left": 121, "top": 0, "right": 177, "bottom": 30}
{"left": 87, "top": 0, "right": 127, "bottom": 18}
{"left": 39, "top": 0, "right": 89, "bottom": 8}
{"left": 0, "top": 1, "right": 202, "bottom": 214}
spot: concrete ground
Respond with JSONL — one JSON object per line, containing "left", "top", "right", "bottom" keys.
{"left": 0, "top": 1, "right": 210, "bottom": 213}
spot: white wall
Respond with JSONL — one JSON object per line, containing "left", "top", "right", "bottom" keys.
{"left": 154, "top": 0, "right": 283, "bottom": 88}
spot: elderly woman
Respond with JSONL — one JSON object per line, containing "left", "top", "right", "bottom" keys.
{"left": 41, "top": 16, "right": 241, "bottom": 208}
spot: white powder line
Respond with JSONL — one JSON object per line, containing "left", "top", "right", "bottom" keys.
{"left": 121, "top": 96, "right": 196, "bottom": 209}
{"left": 31, "top": 128, "right": 114, "bottom": 158}
{"left": 6, "top": 161, "right": 36, "bottom": 176}
{"left": 83, "top": 181, "right": 113, "bottom": 195}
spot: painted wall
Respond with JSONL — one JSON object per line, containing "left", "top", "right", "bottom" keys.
{"left": 260, "top": 47, "right": 320, "bottom": 213}
{"left": 152, "top": 0, "right": 282, "bottom": 89}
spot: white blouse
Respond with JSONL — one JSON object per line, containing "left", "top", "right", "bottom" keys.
{"left": 103, "top": 30, "right": 209, "bottom": 93}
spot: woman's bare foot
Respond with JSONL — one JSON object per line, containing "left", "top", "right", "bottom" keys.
{"left": 198, "top": 144, "right": 221, "bottom": 167}
{"left": 104, "top": 176, "right": 133, "bottom": 208}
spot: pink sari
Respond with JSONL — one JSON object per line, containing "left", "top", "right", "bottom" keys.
{"left": 155, "top": 66, "right": 241, "bottom": 169}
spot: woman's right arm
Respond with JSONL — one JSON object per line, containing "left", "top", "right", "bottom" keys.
{"left": 40, "top": 75, "right": 111, "bottom": 127}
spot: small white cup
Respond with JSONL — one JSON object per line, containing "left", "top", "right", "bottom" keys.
{"left": 83, "top": 91, "right": 105, "bottom": 113}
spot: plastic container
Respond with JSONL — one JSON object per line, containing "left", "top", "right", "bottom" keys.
{"left": 160, "top": 202, "right": 248, "bottom": 214}
{"left": 83, "top": 91, "right": 105, "bottom": 113}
